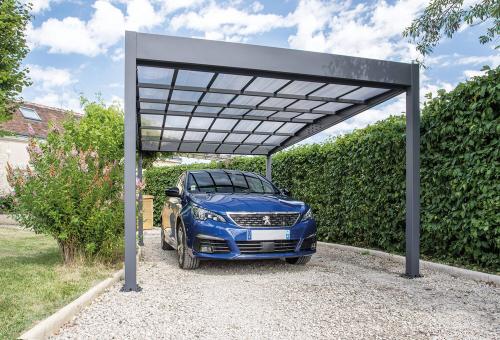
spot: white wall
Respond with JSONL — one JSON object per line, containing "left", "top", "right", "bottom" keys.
{"left": 0, "top": 137, "right": 30, "bottom": 195}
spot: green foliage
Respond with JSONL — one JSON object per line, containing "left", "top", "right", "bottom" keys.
{"left": 7, "top": 99, "right": 125, "bottom": 264}
{"left": 403, "top": 0, "right": 499, "bottom": 59}
{"left": 0, "top": 0, "right": 32, "bottom": 122}
{"left": 0, "top": 193, "right": 15, "bottom": 213}
{"left": 145, "top": 68, "right": 499, "bottom": 271}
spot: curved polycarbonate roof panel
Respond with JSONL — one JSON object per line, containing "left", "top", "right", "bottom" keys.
{"left": 135, "top": 55, "right": 406, "bottom": 154}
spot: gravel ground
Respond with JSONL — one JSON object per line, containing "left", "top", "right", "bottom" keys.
{"left": 53, "top": 228, "right": 499, "bottom": 339}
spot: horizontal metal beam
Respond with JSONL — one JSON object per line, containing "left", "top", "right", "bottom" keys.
{"left": 134, "top": 32, "right": 414, "bottom": 87}
{"left": 140, "top": 126, "right": 294, "bottom": 136}
{"left": 138, "top": 98, "right": 337, "bottom": 115}
{"left": 138, "top": 83, "right": 365, "bottom": 105}
{"left": 138, "top": 110, "right": 320, "bottom": 124}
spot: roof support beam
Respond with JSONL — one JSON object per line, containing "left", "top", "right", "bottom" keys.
{"left": 123, "top": 31, "right": 139, "bottom": 292}
{"left": 405, "top": 63, "right": 420, "bottom": 278}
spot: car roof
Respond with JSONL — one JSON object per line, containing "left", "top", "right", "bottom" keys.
{"left": 187, "top": 169, "right": 261, "bottom": 177}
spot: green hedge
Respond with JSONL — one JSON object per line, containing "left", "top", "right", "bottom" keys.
{"left": 145, "top": 68, "right": 499, "bottom": 272}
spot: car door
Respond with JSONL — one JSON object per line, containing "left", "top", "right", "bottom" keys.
{"left": 163, "top": 173, "right": 185, "bottom": 240}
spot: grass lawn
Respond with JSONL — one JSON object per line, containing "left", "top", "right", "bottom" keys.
{"left": 0, "top": 227, "right": 117, "bottom": 339}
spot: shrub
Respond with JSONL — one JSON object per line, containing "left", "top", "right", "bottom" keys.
{"left": 7, "top": 99, "right": 124, "bottom": 264}
{"left": 145, "top": 67, "right": 499, "bottom": 271}
{"left": 0, "top": 193, "right": 15, "bottom": 213}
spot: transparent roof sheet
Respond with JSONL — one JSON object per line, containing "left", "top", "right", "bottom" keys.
{"left": 141, "top": 114, "right": 164, "bottom": 127}
{"left": 288, "top": 100, "right": 324, "bottom": 110}
{"left": 313, "top": 102, "right": 352, "bottom": 113}
{"left": 179, "top": 142, "right": 200, "bottom": 152}
{"left": 189, "top": 117, "right": 214, "bottom": 129}
{"left": 234, "top": 120, "right": 260, "bottom": 132}
{"left": 140, "top": 102, "right": 166, "bottom": 111}
{"left": 204, "top": 132, "right": 227, "bottom": 142}
{"left": 164, "top": 115, "right": 189, "bottom": 128}
{"left": 245, "top": 77, "right": 289, "bottom": 93}
{"left": 171, "top": 90, "right": 202, "bottom": 102}
{"left": 309, "top": 84, "right": 358, "bottom": 99}
{"left": 168, "top": 104, "right": 194, "bottom": 112}
{"left": 139, "top": 88, "right": 168, "bottom": 100}
{"left": 137, "top": 66, "right": 173, "bottom": 85}
{"left": 195, "top": 106, "right": 221, "bottom": 114}
{"left": 202, "top": 93, "right": 235, "bottom": 105}
{"left": 142, "top": 128, "right": 161, "bottom": 139}
{"left": 211, "top": 118, "right": 237, "bottom": 131}
{"left": 225, "top": 133, "right": 248, "bottom": 143}
{"left": 184, "top": 131, "right": 205, "bottom": 141}
{"left": 255, "top": 121, "right": 283, "bottom": 133}
{"left": 259, "top": 97, "right": 295, "bottom": 109}
{"left": 232, "top": 95, "right": 266, "bottom": 106}
{"left": 341, "top": 87, "right": 389, "bottom": 101}
{"left": 220, "top": 108, "right": 248, "bottom": 116}
{"left": 176, "top": 70, "right": 214, "bottom": 87}
{"left": 136, "top": 64, "right": 401, "bottom": 154}
{"left": 211, "top": 73, "right": 253, "bottom": 90}
{"left": 163, "top": 130, "right": 184, "bottom": 140}
{"left": 278, "top": 81, "right": 324, "bottom": 96}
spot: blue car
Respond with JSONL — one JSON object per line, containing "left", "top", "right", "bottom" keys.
{"left": 160, "top": 169, "right": 316, "bottom": 269}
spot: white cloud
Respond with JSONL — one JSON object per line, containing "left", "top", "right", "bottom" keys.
{"left": 455, "top": 55, "right": 500, "bottom": 66}
{"left": 25, "top": 0, "right": 53, "bottom": 13}
{"left": 32, "top": 92, "right": 82, "bottom": 113}
{"left": 27, "top": 64, "right": 75, "bottom": 90}
{"left": 287, "top": 0, "right": 427, "bottom": 60}
{"left": 27, "top": 1, "right": 124, "bottom": 56}
{"left": 111, "top": 47, "right": 125, "bottom": 61}
{"left": 28, "top": 0, "right": 196, "bottom": 57}
{"left": 463, "top": 69, "right": 486, "bottom": 78}
{"left": 170, "top": 1, "right": 293, "bottom": 42}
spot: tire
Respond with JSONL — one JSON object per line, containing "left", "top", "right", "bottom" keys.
{"left": 176, "top": 223, "right": 200, "bottom": 269}
{"left": 160, "top": 223, "right": 174, "bottom": 250}
{"left": 285, "top": 256, "right": 311, "bottom": 265}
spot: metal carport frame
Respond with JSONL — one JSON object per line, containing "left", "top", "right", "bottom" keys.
{"left": 123, "top": 31, "right": 420, "bottom": 291}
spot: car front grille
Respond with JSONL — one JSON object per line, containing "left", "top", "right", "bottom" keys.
{"left": 194, "top": 237, "right": 231, "bottom": 253}
{"left": 228, "top": 212, "right": 300, "bottom": 228}
{"left": 236, "top": 240, "right": 298, "bottom": 254}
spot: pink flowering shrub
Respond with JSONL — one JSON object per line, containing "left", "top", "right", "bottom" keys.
{"left": 7, "top": 99, "right": 124, "bottom": 264}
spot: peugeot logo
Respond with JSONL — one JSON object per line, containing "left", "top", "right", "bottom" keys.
{"left": 262, "top": 216, "right": 271, "bottom": 225}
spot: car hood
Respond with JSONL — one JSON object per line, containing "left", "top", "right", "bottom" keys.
{"left": 189, "top": 193, "right": 307, "bottom": 214}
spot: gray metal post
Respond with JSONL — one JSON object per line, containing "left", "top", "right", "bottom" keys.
{"left": 266, "top": 154, "right": 272, "bottom": 181}
{"left": 138, "top": 152, "right": 144, "bottom": 247}
{"left": 122, "top": 31, "right": 139, "bottom": 291}
{"left": 405, "top": 63, "right": 420, "bottom": 278}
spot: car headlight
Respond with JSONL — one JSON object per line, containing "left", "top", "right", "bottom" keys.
{"left": 301, "top": 208, "right": 313, "bottom": 221}
{"left": 192, "top": 205, "right": 226, "bottom": 222}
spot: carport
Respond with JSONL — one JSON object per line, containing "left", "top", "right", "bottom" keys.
{"left": 123, "top": 31, "right": 420, "bottom": 291}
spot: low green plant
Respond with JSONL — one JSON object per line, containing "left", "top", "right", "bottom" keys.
{"left": 7, "top": 99, "right": 125, "bottom": 264}
{"left": 0, "top": 193, "right": 15, "bottom": 213}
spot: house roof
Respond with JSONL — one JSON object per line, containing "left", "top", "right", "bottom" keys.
{"left": 0, "top": 102, "right": 80, "bottom": 139}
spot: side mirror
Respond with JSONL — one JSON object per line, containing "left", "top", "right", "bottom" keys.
{"left": 165, "top": 187, "right": 180, "bottom": 197}
{"left": 280, "top": 188, "right": 290, "bottom": 196}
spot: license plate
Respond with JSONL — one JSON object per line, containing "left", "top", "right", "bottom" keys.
{"left": 248, "top": 229, "right": 290, "bottom": 241}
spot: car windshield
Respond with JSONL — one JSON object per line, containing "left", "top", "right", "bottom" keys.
{"left": 187, "top": 170, "right": 279, "bottom": 194}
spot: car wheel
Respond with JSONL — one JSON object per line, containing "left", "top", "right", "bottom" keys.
{"left": 176, "top": 223, "right": 200, "bottom": 270}
{"left": 285, "top": 256, "right": 311, "bottom": 265}
{"left": 160, "top": 225, "right": 174, "bottom": 250}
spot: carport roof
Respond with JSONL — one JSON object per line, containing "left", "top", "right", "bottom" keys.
{"left": 130, "top": 32, "right": 414, "bottom": 156}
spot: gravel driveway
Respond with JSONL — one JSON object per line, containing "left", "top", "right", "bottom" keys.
{"left": 53, "top": 228, "right": 499, "bottom": 339}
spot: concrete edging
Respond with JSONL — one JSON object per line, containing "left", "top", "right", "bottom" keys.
{"left": 319, "top": 242, "right": 500, "bottom": 286}
{"left": 19, "top": 247, "right": 142, "bottom": 340}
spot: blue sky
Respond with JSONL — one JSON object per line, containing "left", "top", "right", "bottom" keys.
{"left": 22, "top": 0, "right": 499, "bottom": 142}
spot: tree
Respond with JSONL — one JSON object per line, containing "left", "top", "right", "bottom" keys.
{"left": 7, "top": 99, "right": 125, "bottom": 264}
{"left": 0, "top": 0, "right": 31, "bottom": 122}
{"left": 404, "top": 0, "right": 499, "bottom": 58}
